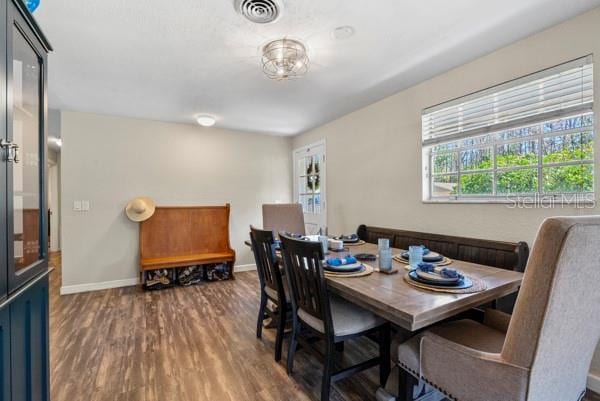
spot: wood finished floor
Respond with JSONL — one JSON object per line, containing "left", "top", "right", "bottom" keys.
{"left": 49, "top": 253, "right": 600, "bottom": 401}
{"left": 49, "top": 254, "right": 381, "bottom": 401}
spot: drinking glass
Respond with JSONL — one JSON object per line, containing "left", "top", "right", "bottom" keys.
{"left": 408, "top": 245, "right": 424, "bottom": 267}
{"left": 378, "top": 238, "right": 390, "bottom": 251}
{"left": 379, "top": 248, "right": 393, "bottom": 271}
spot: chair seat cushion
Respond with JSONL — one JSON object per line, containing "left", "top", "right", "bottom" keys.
{"left": 264, "top": 279, "right": 291, "bottom": 303}
{"left": 397, "top": 319, "right": 506, "bottom": 375}
{"left": 298, "top": 295, "right": 385, "bottom": 337}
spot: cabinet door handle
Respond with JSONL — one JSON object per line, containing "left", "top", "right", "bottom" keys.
{"left": 12, "top": 144, "right": 20, "bottom": 164}
{"left": 0, "top": 139, "right": 20, "bottom": 163}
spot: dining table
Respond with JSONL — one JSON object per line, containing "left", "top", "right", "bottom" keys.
{"left": 245, "top": 239, "right": 524, "bottom": 332}
{"left": 325, "top": 242, "right": 523, "bottom": 331}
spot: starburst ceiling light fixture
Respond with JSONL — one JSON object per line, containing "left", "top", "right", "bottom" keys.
{"left": 261, "top": 38, "right": 309, "bottom": 80}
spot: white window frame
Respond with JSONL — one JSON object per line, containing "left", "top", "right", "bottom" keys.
{"left": 422, "top": 57, "right": 595, "bottom": 204}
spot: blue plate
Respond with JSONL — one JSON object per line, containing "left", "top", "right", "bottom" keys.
{"left": 408, "top": 270, "right": 473, "bottom": 289}
{"left": 325, "top": 264, "right": 365, "bottom": 274}
{"left": 324, "top": 262, "right": 363, "bottom": 273}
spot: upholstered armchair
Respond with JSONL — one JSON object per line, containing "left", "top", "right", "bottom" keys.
{"left": 393, "top": 216, "right": 600, "bottom": 401}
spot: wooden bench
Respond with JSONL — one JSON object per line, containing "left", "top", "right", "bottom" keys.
{"left": 140, "top": 205, "right": 236, "bottom": 280}
{"left": 356, "top": 224, "right": 529, "bottom": 312}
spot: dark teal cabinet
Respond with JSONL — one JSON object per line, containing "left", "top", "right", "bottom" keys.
{"left": 9, "top": 277, "right": 49, "bottom": 401}
{"left": 6, "top": 0, "right": 50, "bottom": 293}
{"left": 0, "top": 1, "right": 52, "bottom": 401}
{"left": 0, "top": 0, "right": 8, "bottom": 305}
{"left": 0, "top": 307, "right": 10, "bottom": 401}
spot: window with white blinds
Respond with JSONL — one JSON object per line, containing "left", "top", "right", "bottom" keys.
{"left": 422, "top": 56, "right": 595, "bottom": 202}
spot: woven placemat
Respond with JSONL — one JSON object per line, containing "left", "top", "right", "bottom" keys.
{"left": 344, "top": 240, "right": 366, "bottom": 247}
{"left": 403, "top": 274, "right": 487, "bottom": 294}
{"left": 393, "top": 255, "right": 453, "bottom": 267}
{"left": 325, "top": 263, "right": 374, "bottom": 278}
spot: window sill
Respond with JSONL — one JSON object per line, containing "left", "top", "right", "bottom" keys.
{"left": 423, "top": 196, "right": 596, "bottom": 206}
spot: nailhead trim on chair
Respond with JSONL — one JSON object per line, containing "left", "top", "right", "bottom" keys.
{"left": 398, "top": 362, "right": 457, "bottom": 401}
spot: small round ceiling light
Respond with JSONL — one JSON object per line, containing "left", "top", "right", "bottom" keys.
{"left": 332, "top": 26, "right": 355, "bottom": 40}
{"left": 262, "top": 38, "right": 309, "bottom": 80}
{"left": 196, "top": 115, "right": 216, "bottom": 127}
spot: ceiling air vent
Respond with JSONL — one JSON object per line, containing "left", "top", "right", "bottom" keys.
{"left": 235, "top": 0, "right": 282, "bottom": 24}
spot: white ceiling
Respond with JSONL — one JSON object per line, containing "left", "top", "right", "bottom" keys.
{"left": 34, "top": 0, "right": 600, "bottom": 136}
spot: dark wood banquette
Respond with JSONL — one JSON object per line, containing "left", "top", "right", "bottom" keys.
{"left": 357, "top": 224, "right": 529, "bottom": 312}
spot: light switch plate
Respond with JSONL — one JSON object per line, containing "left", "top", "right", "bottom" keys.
{"left": 82, "top": 200, "right": 90, "bottom": 211}
{"left": 74, "top": 200, "right": 82, "bottom": 211}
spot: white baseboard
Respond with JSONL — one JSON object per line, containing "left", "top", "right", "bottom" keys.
{"left": 60, "top": 277, "right": 139, "bottom": 295}
{"left": 235, "top": 263, "right": 257, "bottom": 272}
{"left": 588, "top": 372, "right": 600, "bottom": 393}
{"left": 60, "top": 264, "right": 256, "bottom": 295}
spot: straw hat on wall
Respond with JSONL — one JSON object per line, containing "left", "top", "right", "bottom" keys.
{"left": 125, "top": 197, "right": 156, "bottom": 222}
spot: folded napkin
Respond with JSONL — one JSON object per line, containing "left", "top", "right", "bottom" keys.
{"left": 326, "top": 255, "right": 358, "bottom": 267}
{"left": 415, "top": 245, "right": 430, "bottom": 255}
{"left": 338, "top": 234, "right": 359, "bottom": 242}
{"left": 283, "top": 232, "right": 304, "bottom": 239}
{"left": 417, "top": 262, "right": 461, "bottom": 279}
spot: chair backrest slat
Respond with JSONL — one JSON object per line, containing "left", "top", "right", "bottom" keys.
{"left": 280, "top": 234, "right": 333, "bottom": 335}
{"left": 250, "top": 226, "right": 285, "bottom": 303}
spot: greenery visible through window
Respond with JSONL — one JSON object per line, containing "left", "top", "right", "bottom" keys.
{"left": 429, "top": 114, "right": 594, "bottom": 200}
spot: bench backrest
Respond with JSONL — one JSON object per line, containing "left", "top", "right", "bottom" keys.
{"left": 140, "top": 205, "right": 232, "bottom": 259}
{"left": 357, "top": 224, "right": 529, "bottom": 272}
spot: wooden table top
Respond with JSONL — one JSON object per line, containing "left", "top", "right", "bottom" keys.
{"left": 326, "top": 243, "right": 523, "bottom": 331}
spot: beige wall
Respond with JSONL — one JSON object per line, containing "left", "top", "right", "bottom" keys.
{"left": 294, "top": 7, "right": 600, "bottom": 245}
{"left": 293, "top": 8, "right": 600, "bottom": 380}
{"left": 61, "top": 111, "right": 292, "bottom": 289}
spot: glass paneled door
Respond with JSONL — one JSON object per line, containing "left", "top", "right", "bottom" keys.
{"left": 6, "top": 8, "right": 48, "bottom": 293}
{"left": 293, "top": 141, "right": 326, "bottom": 235}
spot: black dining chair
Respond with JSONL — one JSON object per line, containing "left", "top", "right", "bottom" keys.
{"left": 249, "top": 226, "right": 291, "bottom": 362}
{"left": 279, "top": 233, "right": 391, "bottom": 401}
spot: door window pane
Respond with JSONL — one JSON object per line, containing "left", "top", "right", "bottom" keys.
{"left": 313, "top": 194, "right": 321, "bottom": 214}
{"left": 297, "top": 172, "right": 309, "bottom": 195}
{"left": 307, "top": 175, "right": 319, "bottom": 194}
{"left": 299, "top": 195, "right": 314, "bottom": 214}
{"left": 13, "top": 28, "right": 42, "bottom": 271}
